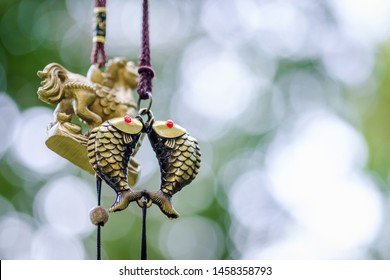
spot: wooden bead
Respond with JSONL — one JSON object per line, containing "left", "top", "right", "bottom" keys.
{"left": 89, "top": 206, "right": 109, "bottom": 226}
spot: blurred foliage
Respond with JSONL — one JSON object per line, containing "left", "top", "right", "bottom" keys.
{"left": 0, "top": 0, "right": 68, "bottom": 108}
{"left": 363, "top": 46, "right": 390, "bottom": 183}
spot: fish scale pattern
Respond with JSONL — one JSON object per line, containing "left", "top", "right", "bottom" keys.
{"left": 88, "top": 120, "right": 141, "bottom": 193}
{"left": 152, "top": 133, "right": 201, "bottom": 196}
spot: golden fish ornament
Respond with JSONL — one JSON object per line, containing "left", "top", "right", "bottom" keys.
{"left": 146, "top": 119, "right": 201, "bottom": 219}
{"left": 88, "top": 115, "right": 144, "bottom": 212}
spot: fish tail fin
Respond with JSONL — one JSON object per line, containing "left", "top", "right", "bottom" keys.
{"left": 147, "top": 191, "right": 179, "bottom": 219}
{"left": 108, "top": 189, "right": 144, "bottom": 213}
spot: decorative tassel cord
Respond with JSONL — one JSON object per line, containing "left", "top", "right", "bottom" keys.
{"left": 91, "top": 0, "right": 107, "bottom": 67}
{"left": 137, "top": 0, "right": 155, "bottom": 100}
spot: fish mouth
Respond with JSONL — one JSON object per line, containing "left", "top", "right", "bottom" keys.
{"left": 108, "top": 189, "right": 145, "bottom": 212}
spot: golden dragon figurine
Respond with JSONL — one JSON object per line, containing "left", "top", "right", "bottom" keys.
{"left": 37, "top": 57, "right": 141, "bottom": 185}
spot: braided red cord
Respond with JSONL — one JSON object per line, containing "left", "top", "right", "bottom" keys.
{"left": 137, "top": 0, "right": 155, "bottom": 100}
{"left": 91, "top": 0, "right": 107, "bottom": 67}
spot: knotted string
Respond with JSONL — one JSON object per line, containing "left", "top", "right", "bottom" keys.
{"left": 137, "top": 0, "right": 155, "bottom": 100}
{"left": 91, "top": 0, "right": 107, "bottom": 67}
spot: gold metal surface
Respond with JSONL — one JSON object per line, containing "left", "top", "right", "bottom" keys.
{"left": 111, "top": 117, "right": 143, "bottom": 134}
{"left": 37, "top": 58, "right": 141, "bottom": 185}
{"left": 152, "top": 120, "right": 186, "bottom": 138}
{"left": 147, "top": 120, "right": 201, "bottom": 219}
{"left": 99, "top": 111, "right": 202, "bottom": 219}
{"left": 88, "top": 117, "right": 144, "bottom": 211}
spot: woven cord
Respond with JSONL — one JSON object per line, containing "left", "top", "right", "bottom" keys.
{"left": 137, "top": 0, "right": 155, "bottom": 100}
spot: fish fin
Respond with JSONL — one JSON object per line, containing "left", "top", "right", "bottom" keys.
{"left": 148, "top": 191, "right": 179, "bottom": 219}
{"left": 123, "top": 133, "right": 133, "bottom": 144}
{"left": 164, "top": 138, "right": 175, "bottom": 149}
{"left": 108, "top": 189, "right": 144, "bottom": 212}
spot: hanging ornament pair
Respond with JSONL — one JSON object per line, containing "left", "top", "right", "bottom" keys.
{"left": 88, "top": 107, "right": 201, "bottom": 219}
{"left": 36, "top": 0, "right": 201, "bottom": 259}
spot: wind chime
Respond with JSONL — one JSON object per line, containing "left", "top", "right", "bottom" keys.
{"left": 36, "top": 0, "right": 201, "bottom": 260}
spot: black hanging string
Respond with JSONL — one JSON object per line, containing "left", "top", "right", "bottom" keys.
{"left": 96, "top": 177, "right": 102, "bottom": 260}
{"left": 140, "top": 201, "right": 148, "bottom": 260}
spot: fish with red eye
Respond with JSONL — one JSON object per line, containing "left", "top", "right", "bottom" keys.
{"left": 88, "top": 115, "right": 144, "bottom": 212}
{"left": 146, "top": 119, "right": 201, "bottom": 219}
